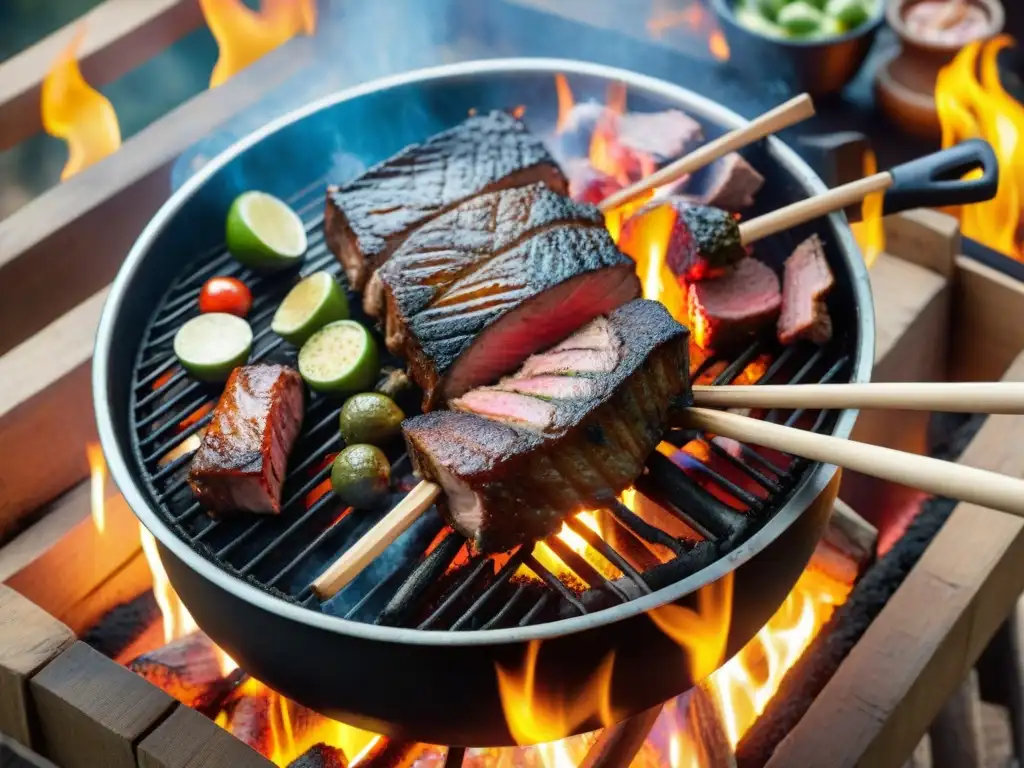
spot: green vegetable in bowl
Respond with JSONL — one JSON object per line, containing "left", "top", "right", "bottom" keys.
{"left": 753, "top": 0, "right": 789, "bottom": 20}
{"left": 826, "top": 0, "right": 870, "bottom": 28}
{"left": 776, "top": 1, "right": 825, "bottom": 35}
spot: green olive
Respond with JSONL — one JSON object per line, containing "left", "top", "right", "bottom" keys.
{"left": 753, "top": 0, "right": 789, "bottom": 21}
{"left": 331, "top": 445, "right": 391, "bottom": 508}
{"left": 825, "top": 0, "right": 870, "bottom": 28}
{"left": 339, "top": 392, "right": 405, "bottom": 446}
{"left": 777, "top": 1, "right": 825, "bottom": 36}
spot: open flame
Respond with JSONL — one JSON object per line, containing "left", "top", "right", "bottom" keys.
{"left": 200, "top": 0, "right": 317, "bottom": 88}
{"left": 41, "top": 26, "right": 121, "bottom": 180}
{"left": 86, "top": 443, "right": 107, "bottom": 534}
{"left": 936, "top": 35, "right": 1024, "bottom": 259}
{"left": 646, "top": 2, "right": 731, "bottom": 61}
{"left": 617, "top": 201, "right": 688, "bottom": 322}
{"left": 850, "top": 149, "right": 885, "bottom": 268}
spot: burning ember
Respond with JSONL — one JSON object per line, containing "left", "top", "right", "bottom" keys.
{"left": 646, "top": 1, "right": 731, "bottom": 62}
{"left": 936, "top": 35, "right": 1024, "bottom": 260}
{"left": 201, "top": 0, "right": 317, "bottom": 88}
{"left": 41, "top": 26, "right": 122, "bottom": 180}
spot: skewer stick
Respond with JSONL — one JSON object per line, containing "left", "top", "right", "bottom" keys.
{"left": 597, "top": 93, "right": 815, "bottom": 213}
{"left": 312, "top": 480, "right": 441, "bottom": 598}
{"left": 681, "top": 408, "right": 1024, "bottom": 517}
{"left": 738, "top": 172, "right": 894, "bottom": 245}
{"left": 692, "top": 382, "right": 1024, "bottom": 414}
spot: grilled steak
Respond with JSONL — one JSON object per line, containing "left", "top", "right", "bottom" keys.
{"left": 778, "top": 235, "right": 834, "bottom": 345}
{"left": 404, "top": 300, "right": 690, "bottom": 552}
{"left": 700, "top": 153, "right": 765, "bottom": 212}
{"left": 188, "top": 364, "right": 304, "bottom": 514}
{"left": 325, "top": 110, "right": 565, "bottom": 294}
{"left": 688, "top": 257, "right": 781, "bottom": 350}
{"left": 617, "top": 109, "right": 703, "bottom": 167}
{"left": 379, "top": 188, "right": 640, "bottom": 409}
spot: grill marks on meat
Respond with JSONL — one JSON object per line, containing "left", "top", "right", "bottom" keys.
{"left": 688, "top": 258, "right": 781, "bottom": 350}
{"left": 778, "top": 235, "right": 835, "bottom": 345}
{"left": 324, "top": 111, "right": 565, "bottom": 292}
{"left": 405, "top": 300, "right": 690, "bottom": 552}
{"left": 380, "top": 196, "right": 640, "bottom": 407}
{"left": 188, "top": 364, "right": 304, "bottom": 514}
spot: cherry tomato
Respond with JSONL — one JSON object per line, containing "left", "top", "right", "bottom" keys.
{"left": 199, "top": 277, "right": 252, "bottom": 317}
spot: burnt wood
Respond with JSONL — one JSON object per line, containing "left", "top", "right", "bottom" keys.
{"left": 0, "top": 587, "right": 74, "bottom": 749}
{"left": 29, "top": 641, "right": 176, "bottom": 768}
{"left": 137, "top": 704, "right": 275, "bottom": 768}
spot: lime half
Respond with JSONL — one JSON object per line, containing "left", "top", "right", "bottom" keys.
{"left": 226, "top": 191, "right": 307, "bottom": 271}
{"left": 272, "top": 271, "right": 349, "bottom": 346}
{"left": 298, "top": 320, "right": 379, "bottom": 394}
{"left": 174, "top": 312, "right": 253, "bottom": 382}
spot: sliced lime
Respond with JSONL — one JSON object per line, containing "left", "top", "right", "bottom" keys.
{"left": 226, "top": 191, "right": 307, "bottom": 271}
{"left": 272, "top": 271, "right": 350, "bottom": 346}
{"left": 298, "top": 320, "right": 379, "bottom": 394}
{"left": 173, "top": 313, "right": 253, "bottom": 382}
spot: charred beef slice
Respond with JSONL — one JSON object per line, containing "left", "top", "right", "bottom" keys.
{"left": 325, "top": 110, "right": 565, "bottom": 293}
{"left": 379, "top": 185, "right": 640, "bottom": 409}
{"left": 188, "top": 364, "right": 304, "bottom": 514}
{"left": 699, "top": 152, "right": 765, "bottom": 212}
{"left": 688, "top": 257, "right": 781, "bottom": 350}
{"left": 404, "top": 300, "right": 690, "bottom": 552}
{"left": 778, "top": 234, "right": 834, "bottom": 345}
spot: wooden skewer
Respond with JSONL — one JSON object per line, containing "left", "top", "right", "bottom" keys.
{"left": 681, "top": 408, "right": 1024, "bottom": 516}
{"left": 596, "top": 93, "right": 815, "bottom": 213}
{"left": 738, "top": 171, "right": 894, "bottom": 245}
{"left": 691, "top": 382, "right": 1024, "bottom": 413}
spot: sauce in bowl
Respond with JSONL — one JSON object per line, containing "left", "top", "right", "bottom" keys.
{"left": 904, "top": 0, "right": 990, "bottom": 45}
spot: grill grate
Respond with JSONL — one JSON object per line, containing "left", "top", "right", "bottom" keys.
{"left": 129, "top": 178, "right": 848, "bottom": 631}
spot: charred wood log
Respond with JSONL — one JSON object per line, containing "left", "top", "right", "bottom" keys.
{"left": 287, "top": 743, "right": 348, "bottom": 768}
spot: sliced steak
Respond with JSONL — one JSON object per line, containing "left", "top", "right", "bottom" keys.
{"left": 382, "top": 213, "right": 640, "bottom": 409}
{"left": 188, "top": 364, "right": 304, "bottom": 514}
{"left": 324, "top": 110, "right": 565, "bottom": 292}
{"left": 617, "top": 109, "right": 703, "bottom": 166}
{"left": 699, "top": 152, "right": 765, "bottom": 212}
{"left": 619, "top": 197, "right": 745, "bottom": 282}
{"left": 688, "top": 257, "right": 781, "bottom": 350}
{"left": 778, "top": 234, "right": 834, "bottom": 345}
{"left": 405, "top": 300, "right": 690, "bottom": 552}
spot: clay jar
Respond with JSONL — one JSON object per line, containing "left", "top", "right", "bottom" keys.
{"left": 876, "top": 0, "right": 1004, "bottom": 138}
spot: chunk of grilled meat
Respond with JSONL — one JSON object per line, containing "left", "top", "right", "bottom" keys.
{"left": 778, "top": 235, "right": 834, "bottom": 345}
{"left": 688, "top": 257, "right": 781, "bottom": 350}
{"left": 325, "top": 111, "right": 565, "bottom": 294}
{"left": 188, "top": 364, "right": 304, "bottom": 514}
{"left": 404, "top": 300, "right": 690, "bottom": 552}
{"left": 379, "top": 186, "right": 640, "bottom": 409}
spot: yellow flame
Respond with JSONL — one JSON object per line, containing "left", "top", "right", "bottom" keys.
{"left": 496, "top": 640, "right": 617, "bottom": 744}
{"left": 850, "top": 149, "right": 885, "bottom": 268}
{"left": 649, "top": 571, "right": 734, "bottom": 682}
{"left": 554, "top": 73, "right": 575, "bottom": 134}
{"left": 201, "top": 0, "right": 317, "bottom": 88}
{"left": 709, "top": 30, "right": 730, "bottom": 62}
{"left": 41, "top": 26, "right": 121, "bottom": 180}
{"left": 140, "top": 526, "right": 199, "bottom": 643}
{"left": 86, "top": 443, "right": 107, "bottom": 534}
{"left": 936, "top": 35, "right": 1024, "bottom": 260}
{"left": 617, "top": 202, "right": 689, "bottom": 323}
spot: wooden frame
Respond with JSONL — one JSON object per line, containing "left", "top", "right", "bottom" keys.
{"left": 0, "top": 0, "right": 204, "bottom": 151}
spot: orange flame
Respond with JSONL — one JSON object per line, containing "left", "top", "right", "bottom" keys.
{"left": 140, "top": 525, "right": 199, "bottom": 643}
{"left": 850, "top": 149, "right": 885, "bottom": 268}
{"left": 496, "top": 640, "right": 617, "bottom": 744}
{"left": 649, "top": 572, "right": 734, "bottom": 682}
{"left": 86, "top": 443, "right": 107, "bottom": 534}
{"left": 41, "top": 26, "right": 121, "bottom": 180}
{"left": 936, "top": 35, "right": 1024, "bottom": 259}
{"left": 616, "top": 202, "right": 688, "bottom": 323}
{"left": 709, "top": 31, "right": 730, "bottom": 62}
{"left": 646, "top": 2, "right": 731, "bottom": 61}
{"left": 201, "top": 0, "right": 317, "bottom": 88}
{"left": 554, "top": 73, "right": 575, "bottom": 134}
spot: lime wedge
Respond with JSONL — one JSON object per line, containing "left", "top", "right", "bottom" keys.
{"left": 272, "top": 271, "right": 349, "bottom": 346}
{"left": 226, "top": 191, "right": 307, "bottom": 271}
{"left": 174, "top": 313, "right": 253, "bottom": 382}
{"left": 298, "top": 320, "right": 379, "bottom": 394}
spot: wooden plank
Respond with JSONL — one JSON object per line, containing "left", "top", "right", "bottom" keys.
{"left": 58, "top": 551, "right": 153, "bottom": 636}
{"left": 29, "top": 641, "right": 176, "bottom": 768}
{"left": 0, "top": 734, "right": 60, "bottom": 768}
{"left": 137, "top": 705, "right": 275, "bottom": 768}
{"left": 0, "top": 289, "right": 106, "bottom": 539}
{"left": 0, "top": 36, "right": 316, "bottom": 356}
{"left": 0, "top": 586, "right": 75, "bottom": 749}
{"left": 883, "top": 209, "right": 961, "bottom": 278}
{"left": 0, "top": 0, "right": 204, "bottom": 151}
{"left": 951, "top": 255, "right": 1024, "bottom": 383}
{"left": 768, "top": 350, "right": 1024, "bottom": 768}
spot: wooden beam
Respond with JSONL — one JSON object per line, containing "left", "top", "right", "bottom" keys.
{"left": 29, "top": 641, "right": 176, "bottom": 768}
{"left": 137, "top": 705, "right": 275, "bottom": 768}
{"left": 0, "top": 586, "right": 75, "bottom": 749}
{"left": 0, "top": 35, "right": 317, "bottom": 356}
{"left": 882, "top": 209, "right": 960, "bottom": 279}
{"left": 0, "top": 0, "right": 204, "bottom": 151}
{"left": 951, "top": 255, "right": 1024, "bottom": 383}
{"left": 0, "top": 289, "right": 106, "bottom": 540}
{"left": 768, "top": 350, "right": 1024, "bottom": 768}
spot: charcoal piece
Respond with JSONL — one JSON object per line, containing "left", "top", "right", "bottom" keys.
{"left": 288, "top": 743, "right": 348, "bottom": 768}
{"left": 81, "top": 592, "right": 161, "bottom": 660}
{"left": 223, "top": 687, "right": 274, "bottom": 757}
{"left": 688, "top": 257, "right": 782, "bottom": 350}
{"left": 699, "top": 152, "right": 765, "bottom": 212}
{"left": 552, "top": 101, "right": 611, "bottom": 158}
{"left": 617, "top": 109, "right": 703, "bottom": 165}
{"left": 404, "top": 300, "right": 690, "bottom": 553}
{"left": 375, "top": 533, "right": 467, "bottom": 627}
{"left": 778, "top": 235, "right": 835, "bottom": 346}
{"left": 325, "top": 110, "right": 566, "bottom": 292}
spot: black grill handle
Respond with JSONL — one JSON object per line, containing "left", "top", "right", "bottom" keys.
{"left": 882, "top": 139, "right": 1000, "bottom": 215}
